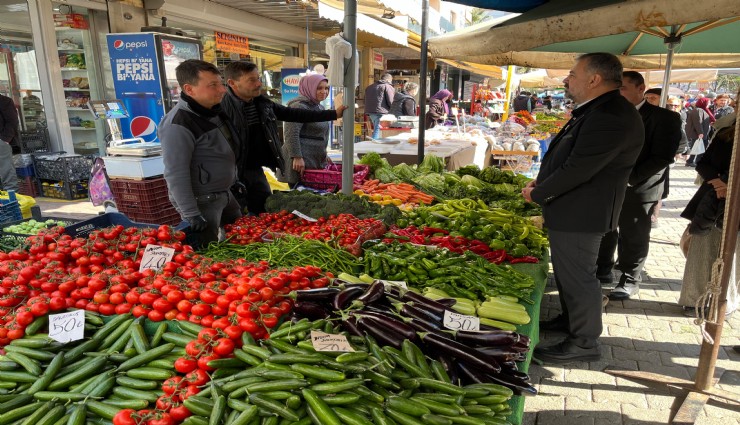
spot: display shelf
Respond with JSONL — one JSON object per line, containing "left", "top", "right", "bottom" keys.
{"left": 67, "top": 107, "right": 88, "bottom": 111}
{"left": 70, "top": 127, "right": 95, "bottom": 131}
{"left": 57, "top": 48, "right": 84, "bottom": 53}
{"left": 61, "top": 67, "right": 86, "bottom": 71}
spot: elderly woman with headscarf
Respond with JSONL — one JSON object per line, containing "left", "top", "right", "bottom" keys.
{"left": 425, "top": 89, "right": 452, "bottom": 129}
{"left": 281, "top": 74, "right": 334, "bottom": 185}
{"left": 685, "top": 97, "right": 715, "bottom": 167}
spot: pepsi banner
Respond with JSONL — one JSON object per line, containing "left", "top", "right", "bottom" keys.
{"left": 107, "top": 33, "right": 164, "bottom": 143}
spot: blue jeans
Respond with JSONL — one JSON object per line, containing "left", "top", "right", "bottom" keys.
{"left": 368, "top": 114, "right": 382, "bottom": 139}
{"left": 0, "top": 141, "right": 18, "bottom": 192}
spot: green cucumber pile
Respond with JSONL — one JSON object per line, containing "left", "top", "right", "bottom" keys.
{"left": 193, "top": 317, "right": 514, "bottom": 425}
{"left": 0, "top": 313, "right": 180, "bottom": 424}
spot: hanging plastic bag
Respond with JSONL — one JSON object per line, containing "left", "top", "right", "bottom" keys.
{"left": 88, "top": 157, "right": 115, "bottom": 207}
{"left": 689, "top": 137, "right": 705, "bottom": 156}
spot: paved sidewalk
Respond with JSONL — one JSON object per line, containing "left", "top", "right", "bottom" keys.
{"left": 524, "top": 164, "right": 740, "bottom": 424}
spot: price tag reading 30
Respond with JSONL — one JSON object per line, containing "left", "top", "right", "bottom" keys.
{"left": 310, "top": 331, "right": 355, "bottom": 352}
{"left": 443, "top": 310, "right": 480, "bottom": 332}
{"left": 139, "top": 244, "right": 176, "bottom": 272}
{"left": 48, "top": 310, "right": 85, "bottom": 343}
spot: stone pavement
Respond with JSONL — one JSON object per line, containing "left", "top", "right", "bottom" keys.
{"left": 524, "top": 163, "right": 740, "bottom": 424}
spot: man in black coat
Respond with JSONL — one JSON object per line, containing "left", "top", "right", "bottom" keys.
{"left": 0, "top": 94, "right": 20, "bottom": 191}
{"left": 221, "top": 62, "right": 346, "bottom": 214}
{"left": 522, "top": 53, "right": 644, "bottom": 363}
{"left": 598, "top": 72, "right": 682, "bottom": 300}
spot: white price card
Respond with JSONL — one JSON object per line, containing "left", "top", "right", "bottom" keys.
{"left": 48, "top": 310, "right": 85, "bottom": 343}
{"left": 310, "top": 331, "right": 355, "bottom": 352}
{"left": 443, "top": 310, "right": 480, "bottom": 332}
{"left": 379, "top": 280, "right": 408, "bottom": 289}
{"left": 139, "top": 244, "right": 176, "bottom": 272}
{"left": 292, "top": 210, "right": 318, "bottom": 222}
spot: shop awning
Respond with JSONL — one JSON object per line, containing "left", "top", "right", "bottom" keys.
{"left": 317, "top": 1, "right": 408, "bottom": 46}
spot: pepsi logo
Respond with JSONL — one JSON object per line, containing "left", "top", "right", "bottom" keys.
{"left": 130, "top": 116, "right": 158, "bottom": 142}
{"left": 113, "top": 40, "right": 125, "bottom": 50}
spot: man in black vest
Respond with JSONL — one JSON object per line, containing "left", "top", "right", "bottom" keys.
{"left": 522, "top": 53, "right": 644, "bottom": 363}
{"left": 598, "top": 72, "right": 682, "bottom": 300}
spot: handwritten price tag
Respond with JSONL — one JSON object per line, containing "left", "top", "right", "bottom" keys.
{"left": 292, "top": 210, "right": 318, "bottom": 222}
{"left": 48, "top": 310, "right": 85, "bottom": 343}
{"left": 443, "top": 310, "right": 480, "bottom": 332}
{"left": 139, "top": 244, "right": 175, "bottom": 272}
{"left": 310, "top": 331, "right": 355, "bottom": 352}
{"left": 379, "top": 280, "right": 408, "bottom": 289}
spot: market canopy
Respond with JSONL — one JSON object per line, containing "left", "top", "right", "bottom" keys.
{"left": 429, "top": 0, "right": 740, "bottom": 69}
{"left": 440, "top": 0, "right": 545, "bottom": 13}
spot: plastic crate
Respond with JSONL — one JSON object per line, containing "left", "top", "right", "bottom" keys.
{"left": 0, "top": 216, "right": 79, "bottom": 248}
{"left": 39, "top": 179, "right": 88, "bottom": 200}
{"left": 116, "top": 203, "right": 182, "bottom": 226}
{"left": 15, "top": 164, "right": 34, "bottom": 178}
{"left": 33, "top": 153, "right": 94, "bottom": 182}
{"left": 0, "top": 191, "right": 23, "bottom": 225}
{"left": 64, "top": 212, "right": 188, "bottom": 239}
{"left": 301, "top": 164, "right": 369, "bottom": 191}
{"left": 109, "top": 177, "right": 171, "bottom": 211}
{"left": 20, "top": 129, "right": 50, "bottom": 154}
{"left": 17, "top": 176, "right": 39, "bottom": 198}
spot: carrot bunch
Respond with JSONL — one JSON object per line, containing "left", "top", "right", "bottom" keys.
{"left": 354, "top": 179, "right": 435, "bottom": 208}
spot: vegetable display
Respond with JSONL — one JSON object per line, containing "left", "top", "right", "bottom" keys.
{"left": 400, "top": 199, "right": 548, "bottom": 258}
{"left": 363, "top": 241, "right": 535, "bottom": 303}
{"left": 354, "top": 180, "right": 435, "bottom": 208}
{"left": 264, "top": 191, "right": 401, "bottom": 225}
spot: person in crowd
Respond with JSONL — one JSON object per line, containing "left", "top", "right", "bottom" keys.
{"left": 678, "top": 120, "right": 738, "bottom": 315}
{"left": 543, "top": 94, "right": 553, "bottom": 110}
{"left": 597, "top": 72, "right": 682, "bottom": 300}
{"left": 389, "top": 82, "right": 419, "bottom": 117}
{"left": 425, "top": 89, "right": 452, "bottom": 129}
{"left": 0, "top": 93, "right": 19, "bottom": 192}
{"left": 512, "top": 91, "right": 532, "bottom": 112}
{"left": 643, "top": 87, "right": 662, "bottom": 106}
{"left": 221, "top": 62, "right": 346, "bottom": 214}
{"left": 280, "top": 74, "right": 334, "bottom": 185}
{"left": 364, "top": 73, "right": 395, "bottom": 139}
{"left": 521, "top": 52, "right": 643, "bottom": 363}
{"left": 158, "top": 60, "right": 241, "bottom": 245}
{"left": 652, "top": 96, "right": 691, "bottom": 227}
{"left": 530, "top": 93, "right": 539, "bottom": 109}
{"left": 685, "top": 97, "right": 714, "bottom": 167}
{"left": 713, "top": 93, "right": 735, "bottom": 120}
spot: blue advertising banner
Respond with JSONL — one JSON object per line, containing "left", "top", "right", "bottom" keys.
{"left": 280, "top": 68, "right": 304, "bottom": 106}
{"left": 107, "top": 33, "right": 165, "bottom": 142}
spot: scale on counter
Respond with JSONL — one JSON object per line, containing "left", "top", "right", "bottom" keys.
{"left": 88, "top": 100, "right": 162, "bottom": 157}
{"left": 392, "top": 115, "right": 419, "bottom": 129}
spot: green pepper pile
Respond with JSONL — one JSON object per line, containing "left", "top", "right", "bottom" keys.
{"left": 363, "top": 241, "right": 535, "bottom": 303}
{"left": 398, "top": 199, "right": 548, "bottom": 258}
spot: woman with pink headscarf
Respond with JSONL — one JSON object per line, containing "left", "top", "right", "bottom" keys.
{"left": 281, "top": 74, "right": 333, "bottom": 184}
{"left": 425, "top": 89, "right": 453, "bottom": 129}
{"left": 685, "top": 97, "right": 715, "bottom": 167}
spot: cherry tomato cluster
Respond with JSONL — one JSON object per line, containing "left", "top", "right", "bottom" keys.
{"left": 224, "top": 211, "right": 386, "bottom": 256}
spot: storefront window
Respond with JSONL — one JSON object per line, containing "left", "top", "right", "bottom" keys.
{"left": 0, "top": 1, "right": 47, "bottom": 132}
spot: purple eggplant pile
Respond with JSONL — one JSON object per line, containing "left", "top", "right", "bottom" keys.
{"left": 291, "top": 281, "right": 538, "bottom": 396}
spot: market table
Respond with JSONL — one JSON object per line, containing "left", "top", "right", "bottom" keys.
{"left": 508, "top": 257, "right": 549, "bottom": 425}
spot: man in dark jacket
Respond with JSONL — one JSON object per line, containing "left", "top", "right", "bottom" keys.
{"left": 221, "top": 62, "right": 346, "bottom": 214}
{"left": 0, "top": 94, "right": 20, "bottom": 191}
{"left": 597, "top": 72, "right": 682, "bottom": 300}
{"left": 522, "top": 53, "right": 644, "bottom": 363}
{"left": 158, "top": 60, "right": 241, "bottom": 246}
{"left": 512, "top": 91, "right": 531, "bottom": 112}
{"left": 364, "top": 73, "right": 395, "bottom": 139}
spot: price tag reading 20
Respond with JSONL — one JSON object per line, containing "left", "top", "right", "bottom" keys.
{"left": 48, "top": 310, "right": 85, "bottom": 343}
{"left": 443, "top": 310, "right": 480, "bottom": 332}
{"left": 310, "top": 331, "right": 355, "bottom": 352}
{"left": 139, "top": 244, "right": 176, "bottom": 272}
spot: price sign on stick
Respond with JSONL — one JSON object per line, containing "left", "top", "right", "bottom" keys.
{"left": 379, "top": 280, "right": 408, "bottom": 290}
{"left": 48, "top": 310, "right": 85, "bottom": 343}
{"left": 443, "top": 310, "right": 480, "bottom": 332}
{"left": 291, "top": 210, "right": 318, "bottom": 222}
{"left": 139, "top": 244, "right": 175, "bottom": 272}
{"left": 310, "top": 331, "right": 355, "bottom": 352}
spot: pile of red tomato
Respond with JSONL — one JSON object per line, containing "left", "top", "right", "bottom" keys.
{"left": 224, "top": 211, "right": 386, "bottom": 256}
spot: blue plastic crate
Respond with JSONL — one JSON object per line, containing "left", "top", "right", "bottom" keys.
{"left": 64, "top": 212, "right": 189, "bottom": 239}
{"left": 0, "top": 192, "right": 23, "bottom": 225}
{"left": 15, "top": 165, "right": 34, "bottom": 178}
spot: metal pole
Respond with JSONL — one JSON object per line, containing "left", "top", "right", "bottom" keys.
{"left": 341, "top": 0, "right": 357, "bottom": 194}
{"left": 659, "top": 26, "right": 679, "bottom": 108}
{"left": 501, "top": 65, "right": 515, "bottom": 122}
{"left": 458, "top": 67, "right": 464, "bottom": 100}
{"left": 417, "top": 0, "right": 429, "bottom": 165}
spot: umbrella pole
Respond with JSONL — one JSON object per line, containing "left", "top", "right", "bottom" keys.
{"left": 502, "top": 65, "right": 515, "bottom": 122}
{"left": 659, "top": 27, "right": 679, "bottom": 108}
{"left": 417, "top": 0, "right": 429, "bottom": 165}
{"left": 341, "top": 0, "right": 357, "bottom": 194}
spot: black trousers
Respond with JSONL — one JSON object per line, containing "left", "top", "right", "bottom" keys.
{"left": 597, "top": 201, "right": 656, "bottom": 285}
{"left": 239, "top": 168, "right": 273, "bottom": 215}
{"left": 549, "top": 230, "right": 604, "bottom": 349}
